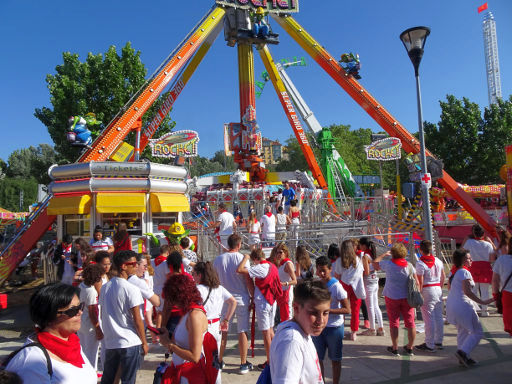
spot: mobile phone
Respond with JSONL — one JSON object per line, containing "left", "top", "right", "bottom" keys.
{"left": 147, "top": 325, "right": 165, "bottom": 335}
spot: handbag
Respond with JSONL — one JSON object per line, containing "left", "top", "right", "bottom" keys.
{"left": 406, "top": 263, "right": 424, "bottom": 308}
{"left": 497, "top": 271, "right": 512, "bottom": 315}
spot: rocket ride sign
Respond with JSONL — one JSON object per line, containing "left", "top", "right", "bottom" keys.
{"left": 215, "top": 0, "right": 299, "bottom": 13}
{"left": 149, "top": 130, "right": 199, "bottom": 158}
{"left": 365, "top": 137, "right": 402, "bottom": 161}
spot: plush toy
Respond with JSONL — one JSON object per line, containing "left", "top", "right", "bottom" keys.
{"left": 66, "top": 113, "right": 102, "bottom": 147}
{"left": 251, "top": 7, "right": 269, "bottom": 38}
{"left": 162, "top": 222, "right": 190, "bottom": 246}
{"left": 339, "top": 53, "right": 361, "bottom": 80}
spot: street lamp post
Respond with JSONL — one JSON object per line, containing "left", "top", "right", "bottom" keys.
{"left": 400, "top": 26, "right": 433, "bottom": 243}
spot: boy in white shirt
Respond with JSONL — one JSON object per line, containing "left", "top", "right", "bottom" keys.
{"left": 275, "top": 206, "right": 290, "bottom": 242}
{"left": 313, "top": 256, "right": 350, "bottom": 384}
{"left": 415, "top": 240, "right": 445, "bottom": 352}
{"left": 99, "top": 250, "right": 148, "bottom": 384}
{"left": 237, "top": 248, "right": 282, "bottom": 370}
{"left": 270, "top": 279, "right": 330, "bottom": 384}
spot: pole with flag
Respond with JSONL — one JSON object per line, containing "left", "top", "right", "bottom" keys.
{"left": 478, "top": 2, "right": 488, "bottom": 13}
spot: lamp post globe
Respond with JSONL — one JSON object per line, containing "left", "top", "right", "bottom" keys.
{"left": 400, "top": 26, "right": 434, "bottom": 244}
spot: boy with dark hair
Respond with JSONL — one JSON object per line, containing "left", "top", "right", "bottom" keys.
{"left": 100, "top": 250, "right": 147, "bottom": 384}
{"left": 313, "top": 256, "right": 350, "bottom": 384}
{"left": 270, "top": 279, "right": 331, "bottom": 383}
{"left": 180, "top": 236, "right": 197, "bottom": 273}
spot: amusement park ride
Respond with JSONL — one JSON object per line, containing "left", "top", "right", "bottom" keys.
{"left": 0, "top": 0, "right": 499, "bottom": 285}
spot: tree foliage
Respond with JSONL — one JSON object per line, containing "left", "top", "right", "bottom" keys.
{"left": 424, "top": 95, "right": 512, "bottom": 184}
{"left": 0, "top": 177, "right": 38, "bottom": 212}
{"left": 35, "top": 42, "right": 175, "bottom": 163}
{"left": 5, "top": 144, "right": 57, "bottom": 185}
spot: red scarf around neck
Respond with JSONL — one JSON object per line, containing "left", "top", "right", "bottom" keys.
{"left": 450, "top": 265, "right": 470, "bottom": 276}
{"left": 391, "top": 258, "right": 408, "bottom": 267}
{"left": 37, "top": 331, "right": 85, "bottom": 368}
{"left": 280, "top": 257, "right": 292, "bottom": 266}
{"left": 420, "top": 255, "right": 436, "bottom": 269}
{"left": 265, "top": 212, "right": 273, "bottom": 217}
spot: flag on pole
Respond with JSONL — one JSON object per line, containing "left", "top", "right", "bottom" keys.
{"left": 477, "top": 3, "right": 488, "bottom": 13}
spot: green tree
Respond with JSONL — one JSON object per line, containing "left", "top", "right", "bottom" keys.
{"left": 31, "top": 144, "right": 58, "bottom": 185}
{"left": 424, "top": 95, "right": 512, "bottom": 184}
{"left": 0, "top": 178, "right": 38, "bottom": 212}
{"left": 188, "top": 156, "right": 224, "bottom": 178}
{"left": 6, "top": 148, "right": 34, "bottom": 179}
{"left": 211, "top": 150, "right": 237, "bottom": 172}
{"left": 274, "top": 135, "right": 313, "bottom": 172}
{"left": 35, "top": 43, "right": 175, "bottom": 163}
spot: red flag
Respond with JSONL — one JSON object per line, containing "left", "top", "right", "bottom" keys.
{"left": 478, "top": 3, "right": 488, "bottom": 13}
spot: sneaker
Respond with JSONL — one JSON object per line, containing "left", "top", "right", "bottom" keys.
{"left": 257, "top": 362, "right": 268, "bottom": 370}
{"left": 402, "top": 346, "right": 414, "bottom": 356}
{"left": 414, "top": 343, "right": 435, "bottom": 353}
{"left": 480, "top": 311, "right": 490, "bottom": 317}
{"left": 376, "top": 328, "right": 385, "bottom": 336}
{"left": 358, "top": 329, "right": 376, "bottom": 336}
{"left": 467, "top": 358, "right": 478, "bottom": 366}
{"left": 435, "top": 343, "right": 444, "bottom": 350}
{"left": 216, "top": 358, "right": 225, "bottom": 370}
{"left": 455, "top": 350, "right": 470, "bottom": 368}
{"left": 239, "top": 361, "right": 253, "bottom": 374}
{"left": 387, "top": 346, "right": 400, "bottom": 356}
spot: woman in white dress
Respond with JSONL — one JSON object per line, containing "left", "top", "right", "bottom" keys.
{"left": 275, "top": 244, "right": 297, "bottom": 322}
{"left": 246, "top": 211, "right": 261, "bottom": 250}
{"left": 446, "top": 248, "right": 495, "bottom": 367}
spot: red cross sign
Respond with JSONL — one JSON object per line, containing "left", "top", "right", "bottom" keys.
{"left": 421, "top": 173, "right": 432, "bottom": 189}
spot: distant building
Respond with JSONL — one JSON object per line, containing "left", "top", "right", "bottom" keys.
{"left": 261, "top": 137, "right": 283, "bottom": 165}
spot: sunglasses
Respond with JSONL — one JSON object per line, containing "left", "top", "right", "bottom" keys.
{"left": 123, "top": 261, "right": 138, "bottom": 267}
{"left": 277, "top": 250, "right": 285, "bottom": 254}
{"left": 57, "top": 302, "right": 85, "bottom": 318}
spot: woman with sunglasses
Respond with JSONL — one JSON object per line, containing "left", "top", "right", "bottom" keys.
{"left": 5, "top": 282, "right": 97, "bottom": 383}
{"left": 276, "top": 244, "right": 297, "bottom": 322}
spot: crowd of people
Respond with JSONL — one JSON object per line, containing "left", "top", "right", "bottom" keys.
{"left": 3, "top": 221, "right": 512, "bottom": 383}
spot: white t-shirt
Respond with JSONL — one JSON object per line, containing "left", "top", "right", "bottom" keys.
{"left": 379, "top": 260, "right": 413, "bottom": 300}
{"left": 334, "top": 257, "right": 365, "bottom": 299}
{"left": 153, "top": 261, "right": 170, "bottom": 298}
{"left": 464, "top": 238, "right": 494, "bottom": 262}
{"left": 78, "top": 282, "right": 98, "bottom": 333}
{"left": 278, "top": 260, "right": 294, "bottom": 291}
{"left": 218, "top": 211, "right": 235, "bottom": 236}
{"left": 493, "top": 254, "right": 512, "bottom": 292}
{"left": 270, "top": 320, "right": 324, "bottom": 384}
{"left": 197, "top": 284, "right": 233, "bottom": 320}
{"left": 260, "top": 214, "right": 276, "bottom": 239}
{"left": 127, "top": 274, "right": 155, "bottom": 319}
{"left": 416, "top": 258, "right": 444, "bottom": 286}
{"left": 183, "top": 249, "right": 197, "bottom": 274}
{"left": 276, "top": 213, "right": 287, "bottom": 232}
{"left": 89, "top": 237, "right": 113, "bottom": 252}
{"left": 5, "top": 339, "right": 97, "bottom": 384}
{"left": 213, "top": 251, "right": 250, "bottom": 305}
{"left": 248, "top": 263, "right": 271, "bottom": 305}
{"left": 326, "top": 279, "right": 348, "bottom": 327}
{"left": 448, "top": 268, "right": 475, "bottom": 304}
{"left": 99, "top": 277, "right": 144, "bottom": 349}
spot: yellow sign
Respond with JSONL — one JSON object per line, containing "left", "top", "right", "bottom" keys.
{"left": 110, "top": 142, "right": 135, "bottom": 162}
{"left": 365, "top": 137, "right": 402, "bottom": 161}
{"left": 149, "top": 130, "right": 199, "bottom": 158}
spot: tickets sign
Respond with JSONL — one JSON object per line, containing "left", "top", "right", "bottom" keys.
{"left": 149, "top": 130, "right": 199, "bottom": 158}
{"left": 365, "top": 137, "right": 402, "bottom": 161}
{"left": 216, "top": 0, "right": 299, "bottom": 13}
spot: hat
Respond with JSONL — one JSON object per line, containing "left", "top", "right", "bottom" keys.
{"left": 169, "top": 222, "right": 186, "bottom": 236}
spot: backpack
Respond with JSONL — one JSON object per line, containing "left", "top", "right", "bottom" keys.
{"left": 1, "top": 342, "right": 53, "bottom": 378}
{"left": 406, "top": 263, "right": 424, "bottom": 308}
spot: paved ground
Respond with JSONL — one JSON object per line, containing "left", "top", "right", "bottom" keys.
{"left": 1, "top": 281, "right": 511, "bottom": 383}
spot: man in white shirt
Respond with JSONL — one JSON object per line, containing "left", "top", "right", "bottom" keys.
{"left": 260, "top": 205, "right": 276, "bottom": 247}
{"left": 127, "top": 253, "right": 160, "bottom": 320}
{"left": 100, "top": 250, "right": 148, "bottom": 384}
{"left": 213, "top": 234, "right": 254, "bottom": 374}
{"left": 215, "top": 202, "right": 237, "bottom": 251}
{"left": 89, "top": 226, "right": 114, "bottom": 253}
{"left": 270, "top": 279, "right": 330, "bottom": 384}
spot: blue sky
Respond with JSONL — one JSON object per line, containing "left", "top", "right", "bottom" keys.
{"left": 1, "top": 0, "right": 511, "bottom": 163}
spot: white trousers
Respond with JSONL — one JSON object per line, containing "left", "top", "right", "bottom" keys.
{"left": 364, "top": 279, "right": 383, "bottom": 330}
{"left": 473, "top": 283, "right": 491, "bottom": 313}
{"left": 457, "top": 313, "right": 484, "bottom": 357}
{"left": 77, "top": 328, "right": 99, "bottom": 370}
{"left": 420, "top": 286, "right": 444, "bottom": 348}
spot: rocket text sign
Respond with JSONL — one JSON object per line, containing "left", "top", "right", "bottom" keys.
{"left": 149, "top": 130, "right": 199, "bottom": 158}
{"left": 365, "top": 137, "right": 402, "bottom": 161}
{"left": 216, "top": 0, "right": 299, "bottom": 13}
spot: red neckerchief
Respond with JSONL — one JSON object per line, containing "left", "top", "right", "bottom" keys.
{"left": 420, "top": 254, "right": 436, "bottom": 269}
{"left": 450, "top": 265, "right": 470, "bottom": 276}
{"left": 265, "top": 212, "right": 273, "bottom": 217}
{"left": 280, "top": 257, "right": 292, "bottom": 266}
{"left": 154, "top": 255, "right": 166, "bottom": 267}
{"left": 188, "top": 303, "right": 206, "bottom": 314}
{"left": 259, "top": 259, "right": 270, "bottom": 265}
{"left": 37, "top": 331, "right": 85, "bottom": 368}
{"left": 391, "top": 258, "right": 408, "bottom": 267}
